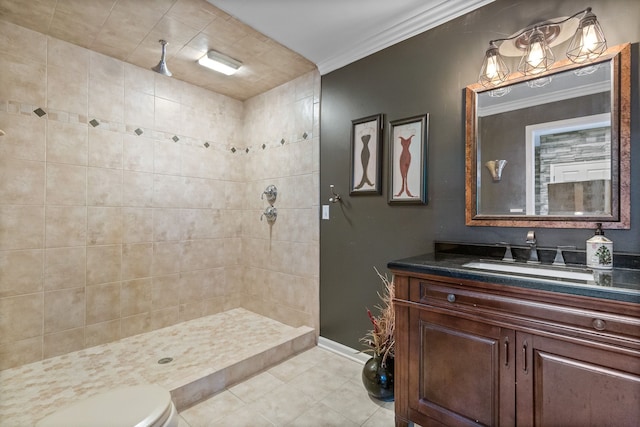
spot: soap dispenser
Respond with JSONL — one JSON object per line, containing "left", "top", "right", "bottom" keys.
{"left": 586, "top": 223, "right": 613, "bottom": 269}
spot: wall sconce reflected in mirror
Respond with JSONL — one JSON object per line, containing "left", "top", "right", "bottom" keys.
{"left": 479, "top": 7, "right": 607, "bottom": 88}
{"left": 485, "top": 160, "right": 507, "bottom": 181}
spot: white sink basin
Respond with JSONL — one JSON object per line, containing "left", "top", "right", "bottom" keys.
{"left": 463, "top": 261, "right": 594, "bottom": 281}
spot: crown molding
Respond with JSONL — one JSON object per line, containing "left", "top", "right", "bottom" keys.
{"left": 317, "top": 0, "right": 494, "bottom": 75}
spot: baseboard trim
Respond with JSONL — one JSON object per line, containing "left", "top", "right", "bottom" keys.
{"left": 318, "top": 336, "right": 371, "bottom": 364}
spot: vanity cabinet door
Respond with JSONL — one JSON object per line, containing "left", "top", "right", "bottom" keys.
{"left": 516, "top": 332, "right": 640, "bottom": 427}
{"left": 407, "top": 306, "right": 515, "bottom": 426}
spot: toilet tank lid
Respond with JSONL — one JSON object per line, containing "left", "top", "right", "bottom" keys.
{"left": 35, "top": 385, "right": 173, "bottom": 427}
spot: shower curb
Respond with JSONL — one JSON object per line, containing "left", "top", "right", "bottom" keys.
{"left": 170, "top": 327, "right": 316, "bottom": 410}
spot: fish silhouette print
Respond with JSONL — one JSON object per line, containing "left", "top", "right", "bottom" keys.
{"left": 354, "top": 134, "right": 373, "bottom": 189}
{"left": 395, "top": 134, "right": 415, "bottom": 197}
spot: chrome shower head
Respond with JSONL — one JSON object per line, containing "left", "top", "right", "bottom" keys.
{"left": 152, "top": 39, "right": 172, "bottom": 77}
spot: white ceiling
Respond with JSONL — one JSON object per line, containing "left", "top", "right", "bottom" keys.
{"left": 207, "top": 0, "right": 495, "bottom": 74}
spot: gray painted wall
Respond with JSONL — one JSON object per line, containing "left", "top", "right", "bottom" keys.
{"left": 320, "top": 0, "right": 640, "bottom": 349}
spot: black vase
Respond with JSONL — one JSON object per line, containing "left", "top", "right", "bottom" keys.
{"left": 362, "top": 355, "right": 394, "bottom": 401}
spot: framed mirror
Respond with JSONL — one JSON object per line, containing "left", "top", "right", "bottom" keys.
{"left": 465, "top": 43, "right": 630, "bottom": 228}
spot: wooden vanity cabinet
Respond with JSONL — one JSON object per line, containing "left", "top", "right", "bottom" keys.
{"left": 392, "top": 271, "right": 640, "bottom": 427}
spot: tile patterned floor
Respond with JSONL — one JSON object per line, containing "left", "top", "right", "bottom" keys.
{"left": 0, "top": 309, "right": 315, "bottom": 426}
{"left": 178, "top": 346, "right": 396, "bottom": 427}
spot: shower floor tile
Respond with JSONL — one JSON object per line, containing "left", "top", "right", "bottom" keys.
{"left": 0, "top": 308, "right": 314, "bottom": 426}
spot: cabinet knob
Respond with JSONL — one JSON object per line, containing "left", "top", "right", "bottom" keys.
{"left": 447, "top": 294, "right": 456, "bottom": 303}
{"left": 592, "top": 318, "right": 606, "bottom": 331}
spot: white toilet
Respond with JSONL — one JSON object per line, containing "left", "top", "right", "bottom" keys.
{"left": 36, "top": 385, "right": 178, "bottom": 427}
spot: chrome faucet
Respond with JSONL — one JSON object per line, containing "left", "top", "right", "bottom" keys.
{"left": 526, "top": 231, "right": 540, "bottom": 264}
{"left": 553, "top": 245, "right": 576, "bottom": 266}
{"left": 499, "top": 242, "right": 515, "bottom": 262}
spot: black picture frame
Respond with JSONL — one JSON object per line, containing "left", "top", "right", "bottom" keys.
{"left": 388, "top": 114, "right": 429, "bottom": 204}
{"left": 350, "top": 114, "right": 383, "bottom": 195}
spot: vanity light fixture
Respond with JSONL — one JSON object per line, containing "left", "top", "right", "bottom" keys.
{"left": 478, "top": 7, "right": 607, "bottom": 87}
{"left": 197, "top": 50, "right": 242, "bottom": 75}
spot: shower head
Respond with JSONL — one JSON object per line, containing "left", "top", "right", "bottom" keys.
{"left": 152, "top": 39, "right": 172, "bottom": 77}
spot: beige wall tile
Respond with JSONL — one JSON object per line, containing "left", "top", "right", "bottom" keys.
{"left": 88, "top": 127, "right": 123, "bottom": 169}
{"left": 182, "top": 239, "right": 224, "bottom": 271}
{"left": 154, "top": 139, "right": 182, "bottom": 175}
{"left": 86, "top": 281, "right": 121, "bottom": 325}
{"left": 0, "top": 19, "right": 47, "bottom": 63}
{"left": 179, "top": 301, "right": 204, "bottom": 322}
{"left": 150, "top": 306, "right": 179, "bottom": 330}
{"left": 44, "top": 246, "right": 86, "bottom": 290}
{"left": 125, "top": 89, "right": 155, "bottom": 129}
{"left": 45, "top": 205, "right": 86, "bottom": 248}
{"left": 123, "top": 134, "right": 154, "bottom": 172}
{"left": 46, "top": 120, "right": 88, "bottom": 165}
{"left": 154, "top": 73, "right": 183, "bottom": 103}
{"left": 85, "top": 319, "right": 120, "bottom": 348}
{"left": 122, "top": 243, "right": 152, "bottom": 280}
{"left": 0, "top": 336, "right": 42, "bottom": 370}
{"left": 0, "top": 158, "right": 45, "bottom": 205}
{"left": 122, "top": 207, "right": 153, "bottom": 243}
{"left": 121, "top": 312, "right": 150, "bottom": 338}
{"left": 201, "top": 267, "right": 225, "bottom": 299}
{"left": 89, "top": 50, "right": 124, "bottom": 86}
{"left": 153, "top": 174, "right": 184, "bottom": 208}
{"left": 43, "top": 327, "right": 84, "bottom": 359}
{"left": 47, "top": 64, "right": 88, "bottom": 113}
{"left": 0, "top": 54, "right": 46, "bottom": 106}
{"left": 122, "top": 171, "right": 153, "bottom": 207}
{"left": 45, "top": 163, "right": 86, "bottom": 206}
{"left": 89, "top": 80, "right": 124, "bottom": 123}
{"left": 153, "top": 208, "right": 183, "bottom": 241}
{"left": 124, "top": 63, "right": 154, "bottom": 95}
{"left": 0, "top": 293, "right": 43, "bottom": 344}
{"left": 0, "top": 205, "right": 44, "bottom": 250}
{"left": 86, "top": 244, "right": 121, "bottom": 286}
{"left": 87, "top": 167, "right": 122, "bottom": 206}
{"left": 183, "top": 177, "right": 222, "bottom": 209}
{"left": 0, "top": 249, "right": 43, "bottom": 297}
{"left": 0, "top": 112, "right": 46, "bottom": 161}
{"left": 87, "top": 206, "right": 122, "bottom": 245}
{"left": 154, "top": 97, "right": 181, "bottom": 133}
{"left": 121, "top": 278, "right": 151, "bottom": 317}
{"left": 178, "top": 269, "right": 207, "bottom": 303}
{"left": 182, "top": 208, "right": 221, "bottom": 239}
{"left": 151, "top": 242, "right": 182, "bottom": 276}
{"left": 180, "top": 144, "right": 214, "bottom": 179}
{"left": 44, "top": 287, "right": 85, "bottom": 334}
{"left": 48, "top": 36, "right": 89, "bottom": 70}
{"left": 151, "top": 274, "right": 179, "bottom": 311}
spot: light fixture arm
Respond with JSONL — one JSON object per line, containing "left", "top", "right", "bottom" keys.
{"left": 487, "top": 8, "right": 591, "bottom": 47}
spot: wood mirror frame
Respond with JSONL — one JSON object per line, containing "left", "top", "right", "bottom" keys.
{"left": 465, "top": 43, "right": 630, "bottom": 228}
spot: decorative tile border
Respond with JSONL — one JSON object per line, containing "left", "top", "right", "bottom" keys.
{"left": 0, "top": 99, "right": 314, "bottom": 156}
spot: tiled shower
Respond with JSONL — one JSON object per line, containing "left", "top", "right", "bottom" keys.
{"left": 0, "top": 20, "right": 320, "bottom": 371}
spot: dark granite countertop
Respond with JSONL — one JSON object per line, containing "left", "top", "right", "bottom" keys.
{"left": 388, "top": 242, "right": 640, "bottom": 304}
